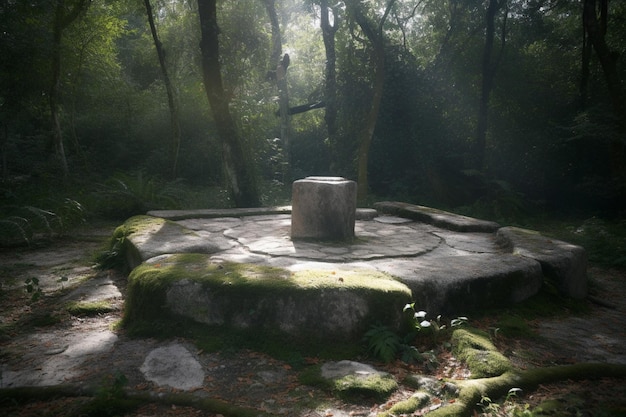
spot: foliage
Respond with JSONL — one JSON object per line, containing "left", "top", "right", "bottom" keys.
{"left": 92, "top": 172, "right": 187, "bottom": 219}
{"left": 77, "top": 372, "right": 141, "bottom": 417}
{"left": 24, "top": 277, "right": 43, "bottom": 302}
{"left": 364, "top": 304, "right": 467, "bottom": 365}
{"left": 0, "top": 202, "right": 86, "bottom": 246}
{"left": 478, "top": 388, "right": 534, "bottom": 417}
{"left": 550, "top": 217, "right": 626, "bottom": 268}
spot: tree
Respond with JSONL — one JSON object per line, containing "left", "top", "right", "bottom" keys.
{"left": 143, "top": 0, "right": 182, "bottom": 179}
{"left": 475, "top": 0, "right": 508, "bottom": 172}
{"left": 319, "top": 0, "right": 339, "bottom": 172}
{"left": 197, "top": 0, "right": 261, "bottom": 207}
{"left": 582, "top": 0, "right": 625, "bottom": 176}
{"left": 50, "top": 0, "right": 90, "bottom": 178}
{"left": 346, "top": 0, "right": 397, "bottom": 202}
{"left": 263, "top": 0, "right": 292, "bottom": 182}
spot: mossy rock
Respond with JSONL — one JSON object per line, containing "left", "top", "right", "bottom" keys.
{"left": 331, "top": 372, "right": 398, "bottom": 402}
{"left": 451, "top": 328, "right": 512, "bottom": 378}
{"left": 304, "top": 361, "right": 399, "bottom": 403}
{"left": 123, "top": 253, "right": 412, "bottom": 342}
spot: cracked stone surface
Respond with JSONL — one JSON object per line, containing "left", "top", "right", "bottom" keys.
{"left": 132, "top": 203, "right": 587, "bottom": 322}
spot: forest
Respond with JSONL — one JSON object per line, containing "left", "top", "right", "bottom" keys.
{"left": 1, "top": 0, "right": 625, "bottom": 243}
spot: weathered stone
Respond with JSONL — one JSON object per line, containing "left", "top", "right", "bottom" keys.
{"left": 291, "top": 176, "right": 357, "bottom": 240}
{"left": 121, "top": 216, "right": 235, "bottom": 269}
{"left": 372, "top": 253, "right": 543, "bottom": 314}
{"left": 118, "top": 203, "right": 588, "bottom": 339}
{"left": 496, "top": 226, "right": 588, "bottom": 298}
{"left": 140, "top": 343, "right": 205, "bottom": 390}
{"left": 321, "top": 360, "right": 388, "bottom": 380}
{"left": 374, "top": 201, "right": 500, "bottom": 232}
{"left": 129, "top": 254, "right": 411, "bottom": 341}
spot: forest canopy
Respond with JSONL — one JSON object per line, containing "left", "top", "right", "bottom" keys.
{"left": 1, "top": 0, "right": 624, "bottom": 216}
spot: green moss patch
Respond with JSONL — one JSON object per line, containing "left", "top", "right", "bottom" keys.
{"left": 301, "top": 365, "right": 398, "bottom": 403}
{"left": 66, "top": 301, "right": 115, "bottom": 317}
{"left": 123, "top": 253, "right": 411, "bottom": 344}
{"left": 451, "top": 328, "right": 512, "bottom": 378}
{"left": 332, "top": 372, "right": 398, "bottom": 402}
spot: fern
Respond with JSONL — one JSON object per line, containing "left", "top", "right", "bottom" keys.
{"left": 364, "top": 324, "right": 400, "bottom": 363}
{"left": 0, "top": 216, "right": 33, "bottom": 246}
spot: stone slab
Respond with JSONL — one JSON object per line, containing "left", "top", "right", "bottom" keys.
{"left": 147, "top": 206, "right": 291, "bottom": 220}
{"left": 118, "top": 205, "right": 588, "bottom": 340}
{"left": 140, "top": 343, "right": 205, "bottom": 390}
{"left": 374, "top": 201, "right": 500, "bottom": 233}
{"left": 496, "top": 226, "right": 588, "bottom": 298}
{"left": 124, "top": 217, "right": 235, "bottom": 269}
{"left": 371, "top": 253, "right": 543, "bottom": 314}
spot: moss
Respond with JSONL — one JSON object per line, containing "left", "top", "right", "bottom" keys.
{"left": 300, "top": 364, "right": 398, "bottom": 403}
{"left": 66, "top": 301, "right": 115, "bottom": 317}
{"left": 378, "top": 391, "right": 431, "bottom": 416}
{"left": 451, "top": 328, "right": 512, "bottom": 378}
{"left": 332, "top": 373, "right": 398, "bottom": 402}
{"left": 494, "top": 313, "right": 535, "bottom": 339}
{"left": 123, "top": 253, "right": 410, "bottom": 334}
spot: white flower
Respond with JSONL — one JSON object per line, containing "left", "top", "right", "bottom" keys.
{"left": 414, "top": 310, "right": 427, "bottom": 319}
{"left": 420, "top": 320, "right": 431, "bottom": 328}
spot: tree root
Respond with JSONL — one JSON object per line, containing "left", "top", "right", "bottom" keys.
{"left": 426, "top": 363, "right": 626, "bottom": 417}
{"left": 0, "top": 384, "right": 268, "bottom": 417}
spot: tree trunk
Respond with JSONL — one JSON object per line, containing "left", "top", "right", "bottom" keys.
{"left": 349, "top": 0, "right": 396, "bottom": 203}
{"left": 144, "top": 0, "right": 182, "bottom": 180}
{"left": 580, "top": 23, "right": 592, "bottom": 110}
{"left": 49, "top": 0, "right": 89, "bottom": 178}
{"left": 475, "top": 0, "right": 507, "bottom": 172}
{"left": 263, "top": 0, "right": 291, "bottom": 182}
{"left": 197, "top": 0, "right": 260, "bottom": 207}
{"left": 583, "top": 0, "right": 625, "bottom": 176}
{"left": 320, "top": 0, "right": 339, "bottom": 172}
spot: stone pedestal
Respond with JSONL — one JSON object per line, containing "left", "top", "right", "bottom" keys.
{"left": 291, "top": 176, "right": 357, "bottom": 240}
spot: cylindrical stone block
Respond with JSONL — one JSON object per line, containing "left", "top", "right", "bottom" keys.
{"left": 291, "top": 176, "right": 357, "bottom": 240}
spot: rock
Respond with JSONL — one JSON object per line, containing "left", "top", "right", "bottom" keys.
{"left": 321, "top": 360, "right": 388, "bottom": 380}
{"left": 496, "top": 226, "right": 588, "bottom": 298}
{"left": 121, "top": 215, "right": 235, "bottom": 268}
{"left": 140, "top": 343, "right": 205, "bottom": 390}
{"left": 320, "top": 360, "right": 398, "bottom": 400}
{"left": 374, "top": 201, "right": 500, "bottom": 232}
{"left": 291, "top": 176, "right": 357, "bottom": 240}
{"left": 372, "top": 253, "right": 543, "bottom": 314}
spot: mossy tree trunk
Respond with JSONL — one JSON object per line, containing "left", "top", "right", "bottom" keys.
{"left": 144, "top": 0, "right": 182, "bottom": 180}
{"left": 347, "top": 0, "right": 396, "bottom": 203}
{"left": 197, "top": 0, "right": 260, "bottom": 207}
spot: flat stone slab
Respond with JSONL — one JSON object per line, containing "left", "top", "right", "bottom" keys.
{"left": 140, "top": 343, "right": 205, "bottom": 391}
{"left": 120, "top": 203, "right": 587, "bottom": 341}
{"left": 374, "top": 201, "right": 500, "bottom": 233}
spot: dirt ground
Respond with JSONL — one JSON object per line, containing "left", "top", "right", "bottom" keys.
{"left": 0, "top": 225, "right": 625, "bottom": 416}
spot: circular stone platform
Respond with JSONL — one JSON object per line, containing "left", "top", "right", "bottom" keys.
{"left": 118, "top": 202, "right": 587, "bottom": 342}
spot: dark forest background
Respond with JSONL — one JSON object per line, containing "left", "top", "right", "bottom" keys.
{"left": 1, "top": 0, "right": 625, "bottom": 262}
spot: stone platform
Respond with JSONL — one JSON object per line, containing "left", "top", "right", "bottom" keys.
{"left": 118, "top": 202, "right": 587, "bottom": 341}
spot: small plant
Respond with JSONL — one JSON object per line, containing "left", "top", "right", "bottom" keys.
{"left": 24, "top": 277, "right": 42, "bottom": 301}
{"left": 96, "top": 231, "right": 129, "bottom": 270}
{"left": 363, "top": 324, "right": 401, "bottom": 363}
{"left": 403, "top": 303, "right": 468, "bottom": 344}
{"left": 478, "top": 388, "right": 534, "bottom": 417}
{"left": 364, "top": 305, "right": 467, "bottom": 364}
{"left": 57, "top": 275, "right": 69, "bottom": 289}
{"left": 79, "top": 371, "right": 140, "bottom": 417}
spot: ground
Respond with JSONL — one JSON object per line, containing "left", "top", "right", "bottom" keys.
{"left": 0, "top": 224, "right": 625, "bottom": 416}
